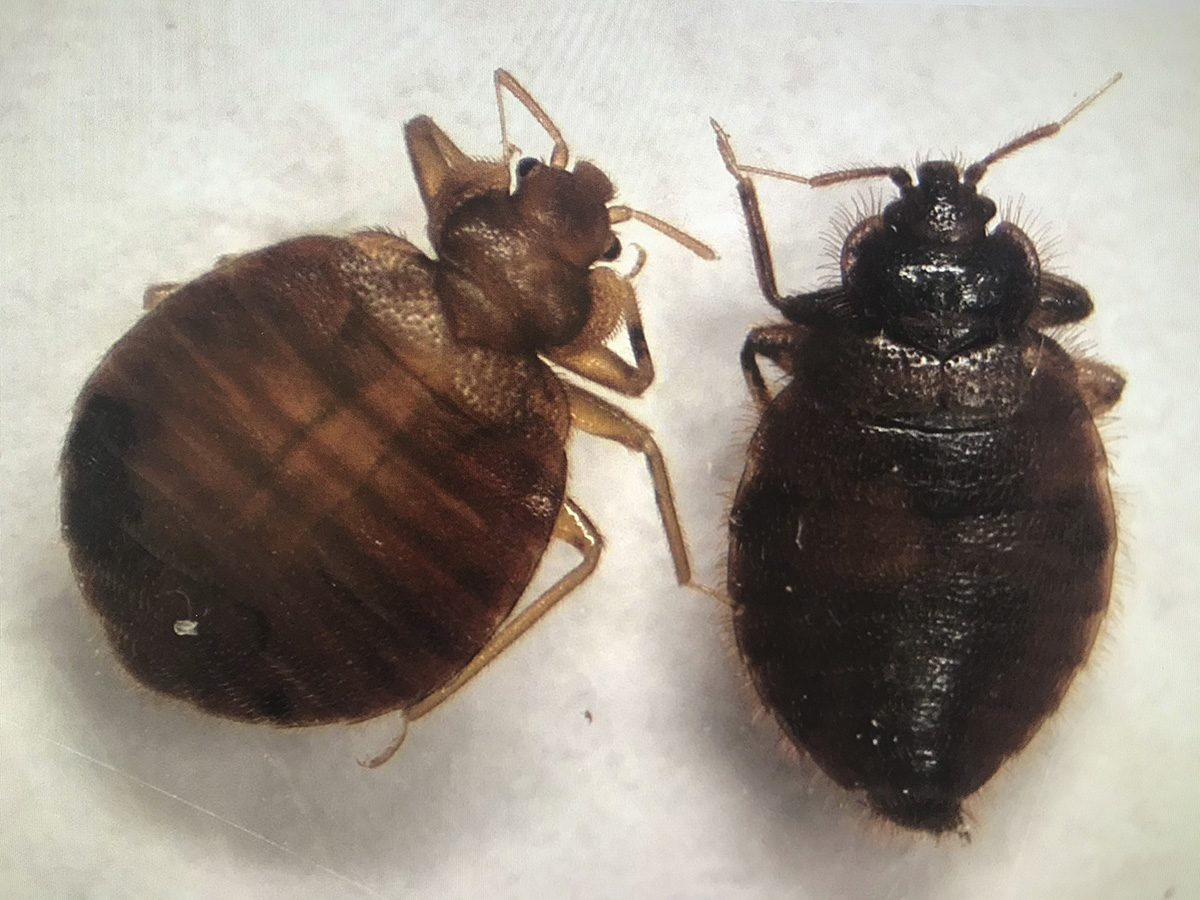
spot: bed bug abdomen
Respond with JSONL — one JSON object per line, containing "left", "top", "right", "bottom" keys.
{"left": 62, "top": 236, "right": 568, "bottom": 724}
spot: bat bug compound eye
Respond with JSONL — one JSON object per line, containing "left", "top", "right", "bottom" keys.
{"left": 516, "top": 156, "right": 539, "bottom": 177}
{"left": 602, "top": 236, "right": 622, "bottom": 261}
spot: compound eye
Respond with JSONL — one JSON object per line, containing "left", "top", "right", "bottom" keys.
{"left": 516, "top": 157, "right": 539, "bottom": 178}
{"left": 602, "top": 237, "right": 622, "bottom": 261}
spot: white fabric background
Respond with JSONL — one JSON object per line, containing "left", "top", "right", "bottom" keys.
{"left": 2, "top": 2, "right": 1197, "bottom": 898}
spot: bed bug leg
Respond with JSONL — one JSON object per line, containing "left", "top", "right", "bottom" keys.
{"left": 403, "top": 498, "right": 602, "bottom": 725}
{"left": 562, "top": 382, "right": 691, "bottom": 586}
{"left": 1030, "top": 271, "right": 1096, "bottom": 327}
{"left": 142, "top": 283, "right": 180, "bottom": 310}
{"left": 362, "top": 500, "right": 601, "bottom": 764}
{"left": 549, "top": 261, "right": 656, "bottom": 395}
{"left": 358, "top": 715, "right": 411, "bottom": 769}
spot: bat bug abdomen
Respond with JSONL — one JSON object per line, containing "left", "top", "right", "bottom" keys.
{"left": 729, "top": 351, "right": 1117, "bottom": 832}
{"left": 715, "top": 76, "right": 1123, "bottom": 833}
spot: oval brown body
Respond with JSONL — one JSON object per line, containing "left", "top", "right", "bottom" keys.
{"left": 62, "top": 234, "right": 569, "bottom": 724}
{"left": 717, "top": 125, "right": 1124, "bottom": 832}
{"left": 62, "top": 71, "right": 704, "bottom": 734}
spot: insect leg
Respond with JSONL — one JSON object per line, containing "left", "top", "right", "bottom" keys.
{"left": 142, "top": 283, "right": 180, "bottom": 310}
{"left": 548, "top": 264, "right": 654, "bottom": 396}
{"left": 741, "top": 324, "right": 801, "bottom": 413}
{"left": 1030, "top": 272, "right": 1096, "bottom": 327}
{"left": 1075, "top": 358, "right": 1126, "bottom": 416}
{"left": 404, "top": 498, "right": 601, "bottom": 723}
{"left": 712, "top": 121, "right": 845, "bottom": 320}
{"left": 564, "top": 382, "right": 691, "bottom": 585}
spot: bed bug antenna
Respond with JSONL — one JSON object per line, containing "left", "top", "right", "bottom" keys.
{"left": 495, "top": 68, "right": 569, "bottom": 168}
{"left": 964, "top": 72, "right": 1122, "bottom": 186}
{"left": 714, "top": 72, "right": 1121, "bottom": 195}
{"left": 608, "top": 206, "right": 717, "bottom": 260}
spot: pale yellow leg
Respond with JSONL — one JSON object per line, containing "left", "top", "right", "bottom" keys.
{"left": 564, "top": 382, "right": 691, "bottom": 586}
{"left": 407, "top": 498, "right": 602, "bottom": 723}
{"left": 360, "top": 499, "right": 601, "bottom": 768}
{"left": 142, "top": 283, "right": 180, "bottom": 310}
{"left": 549, "top": 265, "right": 654, "bottom": 396}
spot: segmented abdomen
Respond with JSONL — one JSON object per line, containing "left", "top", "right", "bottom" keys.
{"left": 729, "top": 366, "right": 1115, "bottom": 831}
{"left": 62, "top": 238, "right": 567, "bottom": 725}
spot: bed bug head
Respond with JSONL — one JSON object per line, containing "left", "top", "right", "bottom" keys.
{"left": 408, "top": 71, "right": 712, "bottom": 356}
{"left": 849, "top": 71, "right": 1119, "bottom": 357}
{"left": 879, "top": 72, "right": 1122, "bottom": 251}
{"left": 714, "top": 76, "right": 1119, "bottom": 359}
{"left": 404, "top": 105, "right": 621, "bottom": 354}
{"left": 511, "top": 156, "right": 619, "bottom": 266}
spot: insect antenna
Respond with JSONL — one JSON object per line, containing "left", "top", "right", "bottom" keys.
{"left": 748, "top": 164, "right": 912, "bottom": 191}
{"left": 607, "top": 206, "right": 717, "bottom": 260}
{"left": 964, "top": 72, "right": 1122, "bottom": 186}
{"left": 495, "top": 68, "right": 570, "bottom": 168}
{"left": 711, "top": 118, "right": 911, "bottom": 192}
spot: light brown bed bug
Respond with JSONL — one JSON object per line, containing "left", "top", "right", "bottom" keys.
{"left": 713, "top": 75, "right": 1123, "bottom": 833}
{"left": 61, "top": 69, "right": 713, "bottom": 764}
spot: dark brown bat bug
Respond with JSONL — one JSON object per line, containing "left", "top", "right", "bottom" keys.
{"left": 712, "top": 74, "right": 1124, "bottom": 834}
{"left": 60, "top": 69, "right": 713, "bottom": 765}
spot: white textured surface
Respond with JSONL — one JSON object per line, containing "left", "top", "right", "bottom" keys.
{"left": 2, "top": 2, "right": 1197, "bottom": 898}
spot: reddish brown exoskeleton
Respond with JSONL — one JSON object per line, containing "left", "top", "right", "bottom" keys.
{"left": 62, "top": 70, "right": 712, "bottom": 764}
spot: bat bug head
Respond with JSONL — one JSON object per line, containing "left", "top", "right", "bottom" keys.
{"left": 512, "top": 157, "right": 618, "bottom": 269}
{"left": 840, "top": 161, "right": 1029, "bottom": 359}
{"left": 882, "top": 161, "right": 997, "bottom": 246}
